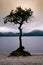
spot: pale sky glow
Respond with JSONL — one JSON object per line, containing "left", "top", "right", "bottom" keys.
{"left": 0, "top": 25, "right": 43, "bottom": 33}
{"left": 0, "top": 0, "right": 43, "bottom": 32}
{"left": 0, "top": 27, "right": 19, "bottom": 33}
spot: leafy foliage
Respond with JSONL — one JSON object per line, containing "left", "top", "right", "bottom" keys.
{"left": 4, "top": 6, "right": 33, "bottom": 26}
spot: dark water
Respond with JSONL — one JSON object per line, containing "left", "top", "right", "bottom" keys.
{"left": 0, "top": 37, "right": 43, "bottom": 55}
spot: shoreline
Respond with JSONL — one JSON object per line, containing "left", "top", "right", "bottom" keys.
{"left": 0, "top": 55, "right": 43, "bottom": 65}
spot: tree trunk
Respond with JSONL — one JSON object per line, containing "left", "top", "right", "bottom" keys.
{"left": 19, "top": 28, "right": 22, "bottom": 47}
{"left": 18, "top": 27, "right": 24, "bottom": 50}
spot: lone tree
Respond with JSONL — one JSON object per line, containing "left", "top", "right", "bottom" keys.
{"left": 3, "top": 6, "right": 33, "bottom": 56}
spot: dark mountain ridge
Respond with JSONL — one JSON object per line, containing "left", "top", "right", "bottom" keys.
{"left": 0, "top": 30, "right": 43, "bottom": 37}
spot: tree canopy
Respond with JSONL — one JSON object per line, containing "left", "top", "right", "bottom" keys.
{"left": 4, "top": 6, "right": 33, "bottom": 27}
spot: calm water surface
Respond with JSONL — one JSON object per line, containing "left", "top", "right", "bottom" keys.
{"left": 0, "top": 37, "right": 43, "bottom": 55}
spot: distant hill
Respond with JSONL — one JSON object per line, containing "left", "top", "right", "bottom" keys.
{"left": 0, "top": 32, "right": 18, "bottom": 37}
{"left": 0, "top": 30, "right": 43, "bottom": 37}
{"left": 24, "top": 30, "right": 43, "bottom": 36}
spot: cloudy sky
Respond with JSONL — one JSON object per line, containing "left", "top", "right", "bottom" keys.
{"left": 0, "top": 0, "right": 43, "bottom": 55}
{"left": 0, "top": 0, "right": 43, "bottom": 32}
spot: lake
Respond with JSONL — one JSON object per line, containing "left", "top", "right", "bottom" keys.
{"left": 0, "top": 37, "right": 43, "bottom": 55}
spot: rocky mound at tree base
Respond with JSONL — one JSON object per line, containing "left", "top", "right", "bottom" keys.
{"left": 9, "top": 47, "right": 31, "bottom": 56}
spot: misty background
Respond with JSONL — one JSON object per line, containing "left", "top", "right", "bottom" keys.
{"left": 0, "top": 0, "right": 43, "bottom": 55}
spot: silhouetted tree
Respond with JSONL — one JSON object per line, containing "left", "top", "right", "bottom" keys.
{"left": 3, "top": 6, "right": 33, "bottom": 54}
